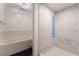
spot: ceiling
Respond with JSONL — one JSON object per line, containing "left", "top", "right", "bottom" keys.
{"left": 5, "top": 3, "right": 33, "bottom": 13}
{"left": 45, "top": 3, "right": 76, "bottom": 12}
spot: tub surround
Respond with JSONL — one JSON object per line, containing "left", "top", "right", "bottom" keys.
{"left": 55, "top": 38, "right": 79, "bottom": 55}
{"left": 0, "top": 31, "right": 32, "bottom": 56}
{"left": 56, "top": 6, "right": 79, "bottom": 56}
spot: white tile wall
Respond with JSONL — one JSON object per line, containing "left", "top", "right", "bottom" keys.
{"left": 4, "top": 4, "right": 33, "bottom": 31}
{"left": 39, "top": 4, "right": 55, "bottom": 53}
{"left": 56, "top": 6, "right": 79, "bottom": 55}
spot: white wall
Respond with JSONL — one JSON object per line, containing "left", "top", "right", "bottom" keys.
{"left": 56, "top": 6, "right": 79, "bottom": 42}
{"left": 39, "top": 4, "right": 55, "bottom": 53}
{"left": 0, "top": 4, "right": 5, "bottom": 32}
{"left": 4, "top": 4, "right": 33, "bottom": 32}
{"left": 0, "top": 3, "right": 33, "bottom": 42}
{"left": 0, "top": 4, "right": 33, "bottom": 55}
{"left": 0, "top": 4, "right": 4, "bottom": 32}
{"left": 0, "top": 4, "right": 5, "bottom": 41}
{"left": 56, "top": 6, "right": 79, "bottom": 55}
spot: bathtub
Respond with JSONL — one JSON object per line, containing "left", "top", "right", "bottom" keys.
{"left": 0, "top": 31, "right": 32, "bottom": 56}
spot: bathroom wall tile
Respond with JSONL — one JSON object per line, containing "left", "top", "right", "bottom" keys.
{"left": 56, "top": 38, "right": 79, "bottom": 55}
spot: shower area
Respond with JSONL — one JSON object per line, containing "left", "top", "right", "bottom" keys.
{"left": 0, "top": 3, "right": 33, "bottom": 56}
{"left": 1, "top": 3, "right": 79, "bottom": 56}
{"left": 37, "top": 3, "right": 79, "bottom": 56}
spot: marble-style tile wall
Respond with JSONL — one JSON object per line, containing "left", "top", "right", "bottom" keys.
{"left": 4, "top": 4, "right": 33, "bottom": 31}
{"left": 3, "top": 31, "right": 32, "bottom": 41}
{"left": 55, "top": 38, "right": 79, "bottom": 55}
{"left": 56, "top": 6, "right": 79, "bottom": 55}
{"left": 39, "top": 4, "right": 55, "bottom": 53}
{"left": 2, "top": 31, "right": 32, "bottom": 45}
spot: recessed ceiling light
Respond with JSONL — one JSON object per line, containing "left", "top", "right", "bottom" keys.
{"left": 18, "top": 3, "right": 32, "bottom": 9}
